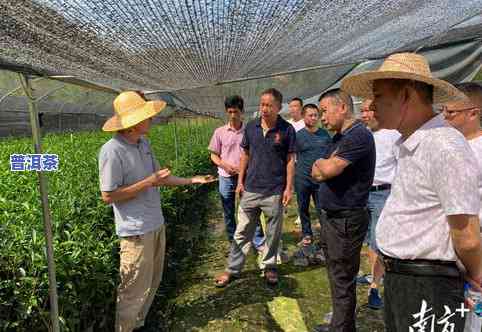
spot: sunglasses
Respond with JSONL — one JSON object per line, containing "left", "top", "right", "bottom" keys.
{"left": 439, "top": 106, "right": 478, "bottom": 117}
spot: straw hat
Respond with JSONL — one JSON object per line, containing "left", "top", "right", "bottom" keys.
{"left": 341, "top": 53, "right": 465, "bottom": 104}
{"left": 102, "top": 91, "right": 167, "bottom": 132}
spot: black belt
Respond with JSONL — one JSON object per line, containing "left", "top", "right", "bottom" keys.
{"left": 382, "top": 255, "right": 460, "bottom": 278}
{"left": 370, "top": 183, "right": 391, "bottom": 192}
{"left": 322, "top": 208, "right": 366, "bottom": 219}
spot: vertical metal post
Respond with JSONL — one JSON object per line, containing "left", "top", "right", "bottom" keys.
{"left": 18, "top": 73, "right": 60, "bottom": 332}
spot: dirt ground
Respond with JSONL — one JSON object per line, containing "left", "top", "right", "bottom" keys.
{"left": 158, "top": 194, "right": 385, "bottom": 332}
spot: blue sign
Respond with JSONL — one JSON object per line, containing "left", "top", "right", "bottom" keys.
{"left": 10, "top": 154, "right": 26, "bottom": 171}
{"left": 26, "top": 154, "right": 42, "bottom": 171}
{"left": 10, "top": 154, "right": 59, "bottom": 172}
{"left": 42, "top": 154, "right": 59, "bottom": 171}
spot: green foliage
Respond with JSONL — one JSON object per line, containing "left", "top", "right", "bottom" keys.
{"left": 0, "top": 119, "right": 220, "bottom": 331}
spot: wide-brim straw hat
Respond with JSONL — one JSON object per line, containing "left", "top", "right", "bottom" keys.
{"left": 102, "top": 91, "right": 167, "bottom": 132}
{"left": 341, "top": 53, "right": 465, "bottom": 104}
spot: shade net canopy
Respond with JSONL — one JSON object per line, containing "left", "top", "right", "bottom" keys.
{"left": 0, "top": 0, "right": 481, "bottom": 119}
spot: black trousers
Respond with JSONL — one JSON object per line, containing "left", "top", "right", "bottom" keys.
{"left": 384, "top": 271, "right": 465, "bottom": 332}
{"left": 320, "top": 209, "right": 369, "bottom": 332}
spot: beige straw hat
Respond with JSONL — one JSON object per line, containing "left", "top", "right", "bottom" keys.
{"left": 341, "top": 53, "right": 465, "bottom": 104}
{"left": 102, "top": 91, "right": 167, "bottom": 132}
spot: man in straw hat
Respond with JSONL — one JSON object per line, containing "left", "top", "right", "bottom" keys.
{"left": 311, "top": 89, "right": 376, "bottom": 332}
{"left": 99, "top": 91, "right": 214, "bottom": 332}
{"left": 342, "top": 53, "right": 482, "bottom": 331}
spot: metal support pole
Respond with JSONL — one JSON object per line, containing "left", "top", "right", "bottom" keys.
{"left": 18, "top": 73, "right": 60, "bottom": 332}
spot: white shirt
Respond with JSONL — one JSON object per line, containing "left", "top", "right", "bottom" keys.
{"left": 376, "top": 114, "right": 480, "bottom": 261}
{"left": 372, "top": 129, "right": 400, "bottom": 185}
{"left": 468, "top": 135, "right": 482, "bottom": 223}
{"left": 288, "top": 119, "right": 305, "bottom": 132}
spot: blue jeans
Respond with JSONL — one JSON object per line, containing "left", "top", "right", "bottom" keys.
{"left": 295, "top": 177, "right": 323, "bottom": 238}
{"left": 367, "top": 188, "right": 390, "bottom": 251}
{"left": 219, "top": 175, "right": 265, "bottom": 248}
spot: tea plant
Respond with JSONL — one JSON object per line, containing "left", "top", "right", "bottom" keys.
{"left": 0, "top": 119, "right": 220, "bottom": 331}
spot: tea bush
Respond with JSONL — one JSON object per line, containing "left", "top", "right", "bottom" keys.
{"left": 0, "top": 119, "right": 220, "bottom": 331}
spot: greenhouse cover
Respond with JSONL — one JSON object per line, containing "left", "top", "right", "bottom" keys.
{"left": 0, "top": 0, "right": 481, "bottom": 117}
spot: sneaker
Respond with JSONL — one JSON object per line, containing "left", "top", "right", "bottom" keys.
{"left": 356, "top": 273, "right": 372, "bottom": 285}
{"left": 367, "top": 288, "right": 383, "bottom": 310}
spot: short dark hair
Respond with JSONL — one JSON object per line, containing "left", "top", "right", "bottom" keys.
{"left": 454, "top": 82, "right": 482, "bottom": 108}
{"left": 301, "top": 103, "right": 319, "bottom": 115}
{"left": 289, "top": 97, "right": 303, "bottom": 106}
{"left": 318, "top": 88, "right": 354, "bottom": 113}
{"left": 134, "top": 90, "right": 146, "bottom": 100}
{"left": 377, "top": 79, "right": 434, "bottom": 104}
{"left": 261, "top": 88, "right": 283, "bottom": 106}
{"left": 224, "top": 95, "right": 244, "bottom": 111}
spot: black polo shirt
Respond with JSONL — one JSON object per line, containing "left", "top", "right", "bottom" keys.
{"left": 319, "top": 120, "right": 375, "bottom": 210}
{"left": 241, "top": 116, "right": 296, "bottom": 195}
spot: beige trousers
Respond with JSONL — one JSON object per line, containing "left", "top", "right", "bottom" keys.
{"left": 115, "top": 225, "right": 166, "bottom": 332}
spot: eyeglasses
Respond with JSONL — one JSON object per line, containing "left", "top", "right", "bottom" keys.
{"left": 439, "top": 106, "right": 478, "bottom": 117}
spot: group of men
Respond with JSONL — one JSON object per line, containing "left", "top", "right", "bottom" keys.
{"left": 98, "top": 52, "right": 482, "bottom": 332}
{"left": 340, "top": 53, "right": 482, "bottom": 332}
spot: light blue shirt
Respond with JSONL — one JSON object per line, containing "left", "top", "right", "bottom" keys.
{"left": 98, "top": 134, "right": 164, "bottom": 237}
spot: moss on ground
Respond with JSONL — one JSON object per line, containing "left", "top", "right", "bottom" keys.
{"left": 158, "top": 194, "right": 385, "bottom": 331}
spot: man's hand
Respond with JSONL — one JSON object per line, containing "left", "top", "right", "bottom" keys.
{"left": 311, "top": 156, "right": 349, "bottom": 182}
{"left": 221, "top": 161, "right": 239, "bottom": 175}
{"left": 449, "top": 214, "right": 482, "bottom": 288}
{"left": 466, "top": 273, "right": 482, "bottom": 293}
{"left": 236, "top": 182, "right": 245, "bottom": 197}
{"left": 282, "top": 188, "right": 293, "bottom": 207}
{"left": 465, "top": 273, "right": 482, "bottom": 309}
{"left": 311, "top": 158, "right": 325, "bottom": 182}
{"left": 150, "top": 168, "right": 171, "bottom": 186}
{"left": 191, "top": 175, "right": 218, "bottom": 184}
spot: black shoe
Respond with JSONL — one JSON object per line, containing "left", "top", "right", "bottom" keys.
{"left": 312, "top": 323, "right": 330, "bottom": 332}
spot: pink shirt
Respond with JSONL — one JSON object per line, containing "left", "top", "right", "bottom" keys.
{"left": 208, "top": 123, "right": 245, "bottom": 177}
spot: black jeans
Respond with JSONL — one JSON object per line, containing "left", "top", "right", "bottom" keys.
{"left": 320, "top": 209, "right": 369, "bottom": 332}
{"left": 384, "top": 271, "right": 465, "bottom": 332}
